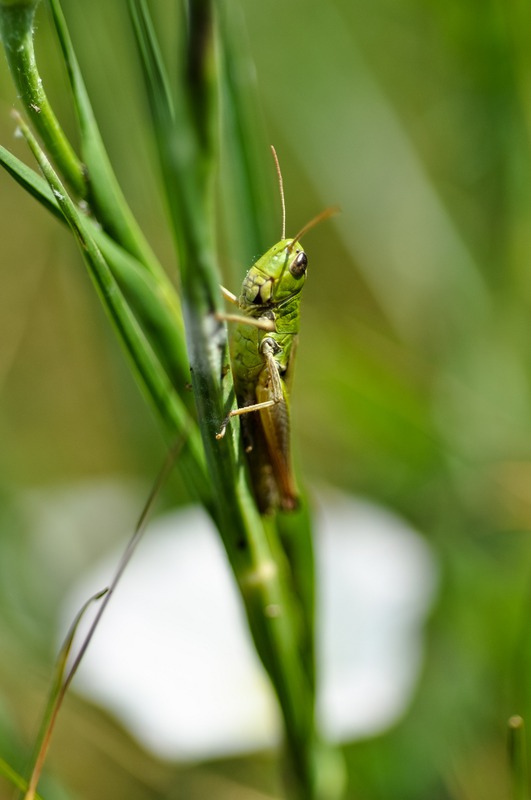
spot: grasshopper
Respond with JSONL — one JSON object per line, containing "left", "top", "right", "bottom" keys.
{"left": 217, "top": 147, "right": 336, "bottom": 514}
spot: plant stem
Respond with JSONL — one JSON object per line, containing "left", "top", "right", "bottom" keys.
{"left": 15, "top": 109, "right": 210, "bottom": 509}
{"left": 0, "top": 0, "right": 86, "bottom": 196}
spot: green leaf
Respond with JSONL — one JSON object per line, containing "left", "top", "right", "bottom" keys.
{"left": 48, "top": 0, "right": 161, "bottom": 274}
{"left": 217, "top": 2, "right": 276, "bottom": 269}
{"left": 0, "top": 1, "right": 85, "bottom": 195}
{"left": 0, "top": 140, "right": 197, "bottom": 409}
{"left": 129, "top": 5, "right": 329, "bottom": 796}
{"left": 23, "top": 589, "right": 107, "bottom": 800}
{"left": 0, "top": 758, "right": 44, "bottom": 800}
{"left": 0, "top": 142, "right": 62, "bottom": 219}
{"left": 15, "top": 110, "right": 210, "bottom": 508}
{"left": 129, "top": 0, "right": 218, "bottom": 301}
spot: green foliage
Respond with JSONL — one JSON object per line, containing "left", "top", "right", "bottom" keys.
{"left": 2, "top": 1, "right": 531, "bottom": 799}
{"left": 0, "top": 1, "right": 334, "bottom": 798}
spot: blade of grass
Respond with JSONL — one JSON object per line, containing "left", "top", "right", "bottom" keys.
{"left": 0, "top": 144, "right": 192, "bottom": 402}
{"left": 95, "top": 236, "right": 193, "bottom": 402}
{"left": 217, "top": 1, "right": 276, "bottom": 266}
{"left": 217, "top": 3, "right": 319, "bottom": 705}
{"left": 1, "top": 3, "right": 336, "bottom": 796}
{"left": 275, "top": 499, "right": 316, "bottom": 692}
{"left": 59, "top": 439, "right": 181, "bottom": 700}
{"left": 0, "top": 0, "right": 195, "bottom": 401}
{"left": 129, "top": 3, "right": 329, "bottom": 797}
{"left": 0, "top": 142, "right": 61, "bottom": 219}
{"left": 23, "top": 441, "right": 180, "bottom": 800}
{"left": 130, "top": 0, "right": 245, "bottom": 557}
{"left": 23, "top": 588, "right": 108, "bottom": 800}
{"left": 218, "top": 0, "right": 321, "bottom": 758}
{"left": 0, "top": 758, "right": 43, "bottom": 800}
{"left": 0, "top": 0, "right": 85, "bottom": 196}
{"left": 129, "top": 0, "right": 219, "bottom": 301}
{"left": 14, "top": 110, "right": 210, "bottom": 509}
{"left": 47, "top": 0, "right": 162, "bottom": 274}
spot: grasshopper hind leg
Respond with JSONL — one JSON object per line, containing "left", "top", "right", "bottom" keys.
{"left": 216, "top": 395, "right": 276, "bottom": 440}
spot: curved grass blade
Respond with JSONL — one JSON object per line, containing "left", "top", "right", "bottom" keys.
{"left": 0, "top": 143, "right": 62, "bottom": 220}
{"left": 217, "top": 2, "right": 276, "bottom": 266}
{"left": 275, "top": 500, "right": 316, "bottom": 692}
{"left": 23, "top": 440, "right": 180, "bottom": 800}
{"left": 1, "top": 4, "right": 337, "bottom": 796}
{"left": 23, "top": 589, "right": 108, "bottom": 800}
{"left": 0, "top": 144, "right": 192, "bottom": 402}
{"left": 0, "top": 758, "right": 43, "bottom": 800}
{"left": 128, "top": 0, "right": 219, "bottom": 300}
{"left": 59, "top": 439, "right": 181, "bottom": 696}
{"left": 217, "top": 10, "right": 319, "bottom": 695}
{"left": 0, "top": 1, "right": 85, "bottom": 197}
{"left": 48, "top": 0, "right": 161, "bottom": 274}
{"left": 14, "top": 110, "right": 210, "bottom": 508}
{"left": 128, "top": 0, "right": 175, "bottom": 124}
{"left": 128, "top": 0, "right": 227, "bottom": 473}
{"left": 128, "top": 4, "right": 332, "bottom": 796}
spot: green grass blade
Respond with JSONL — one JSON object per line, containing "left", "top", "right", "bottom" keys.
{"left": 130, "top": 0, "right": 244, "bottom": 537}
{"left": 218, "top": 3, "right": 320, "bottom": 753}
{"left": 129, "top": 0, "right": 218, "bottom": 300}
{"left": 0, "top": 1, "right": 85, "bottom": 197}
{"left": 185, "top": 0, "right": 217, "bottom": 158}
{"left": 2, "top": 3, "right": 333, "bottom": 796}
{"left": 0, "top": 758, "right": 44, "bottom": 800}
{"left": 0, "top": 142, "right": 192, "bottom": 402}
{"left": 47, "top": 0, "right": 161, "bottom": 273}
{"left": 217, "top": 2, "right": 276, "bottom": 266}
{"left": 217, "top": 2, "right": 318, "bottom": 707}
{"left": 17, "top": 444, "right": 178, "bottom": 800}
{"left": 23, "top": 589, "right": 107, "bottom": 800}
{"left": 128, "top": 0, "right": 175, "bottom": 123}
{"left": 60, "top": 441, "right": 180, "bottom": 706}
{"left": 0, "top": 142, "right": 62, "bottom": 219}
{"left": 95, "top": 237, "right": 193, "bottom": 402}
{"left": 15, "top": 110, "right": 210, "bottom": 508}
{"left": 129, "top": 4, "right": 329, "bottom": 796}
{"left": 275, "top": 499, "right": 316, "bottom": 692}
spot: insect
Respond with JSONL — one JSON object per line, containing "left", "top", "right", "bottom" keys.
{"left": 217, "top": 147, "right": 336, "bottom": 514}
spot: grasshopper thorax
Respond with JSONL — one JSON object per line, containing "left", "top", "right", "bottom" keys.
{"left": 239, "top": 238, "right": 308, "bottom": 309}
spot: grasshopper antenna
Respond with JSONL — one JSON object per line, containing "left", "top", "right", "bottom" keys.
{"left": 289, "top": 205, "right": 340, "bottom": 250}
{"left": 271, "top": 145, "right": 286, "bottom": 240}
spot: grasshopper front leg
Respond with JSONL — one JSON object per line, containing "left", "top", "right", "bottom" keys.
{"left": 216, "top": 310, "right": 275, "bottom": 332}
{"left": 216, "top": 338, "right": 283, "bottom": 439}
{"left": 217, "top": 286, "right": 276, "bottom": 331}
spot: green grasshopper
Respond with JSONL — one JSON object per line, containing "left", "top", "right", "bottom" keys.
{"left": 217, "top": 147, "right": 335, "bottom": 514}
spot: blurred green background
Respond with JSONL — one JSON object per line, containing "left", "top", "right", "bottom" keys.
{"left": 2, "top": 0, "right": 531, "bottom": 798}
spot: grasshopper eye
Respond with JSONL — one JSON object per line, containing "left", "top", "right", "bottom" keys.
{"left": 290, "top": 251, "right": 308, "bottom": 279}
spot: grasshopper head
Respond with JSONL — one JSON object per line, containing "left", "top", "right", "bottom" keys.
{"left": 240, "top": 239, "right": 308, "bottom": 307}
